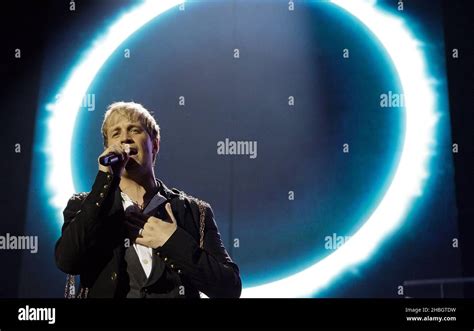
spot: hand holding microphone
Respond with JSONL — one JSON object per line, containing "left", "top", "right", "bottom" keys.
{"left": 98, "top": 143, "right": 137, "bottom": 176}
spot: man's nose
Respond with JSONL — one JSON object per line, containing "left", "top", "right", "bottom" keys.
{"left": 120, "top": 132, "right": 134, "bottom": 144}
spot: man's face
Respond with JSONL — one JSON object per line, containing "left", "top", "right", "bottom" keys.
{"left": 106, "top": 113, "right": 158, "bottom": 173}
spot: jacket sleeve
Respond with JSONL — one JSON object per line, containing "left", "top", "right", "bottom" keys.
{"left": 54, "top": 171, "right": 121, "bottom": 275}
{"left": 156, "top": 203, "right": 242, "bottom": 298}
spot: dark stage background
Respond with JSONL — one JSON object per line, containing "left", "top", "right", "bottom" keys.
{"left": 1, "top": 0, "right": 473, "bottom": 299}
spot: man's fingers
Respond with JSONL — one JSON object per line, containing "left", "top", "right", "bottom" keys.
{"left": 143, "top": 221, "right": 155, "bottom": 232}
{"left": 106, "top": 144, "right": 128, "bottom": 158}
{"left": 135, "top": 237, "right": 147, "bottom": 247}
{"left": 98, "top": 143, "right": 132, "bottom": 175}
{"left": 135, "top": 230, "right": 153, "bottom": 247}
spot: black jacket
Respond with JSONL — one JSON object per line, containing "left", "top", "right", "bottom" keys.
{"left": 54, "top": 171, "right": 242, "bottom": 298}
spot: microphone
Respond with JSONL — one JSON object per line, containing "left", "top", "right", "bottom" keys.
{"left": 99, "top": 145, "right": 138, "bottom": 166}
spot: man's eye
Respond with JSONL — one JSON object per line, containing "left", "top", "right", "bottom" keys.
{"left": 112, "top": 132, "right": 119, "bottom": 137}
{"left": 132, "top": 128, "right": 140, "bottom": 133}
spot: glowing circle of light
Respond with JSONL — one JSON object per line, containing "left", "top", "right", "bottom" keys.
{"left": 46, "top": 0, "right": 437, "bottom": 297}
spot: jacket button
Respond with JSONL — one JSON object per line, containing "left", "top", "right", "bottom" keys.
{"left": 170, "top": 264, "right": 175, "bottom": 269}
{"left": 177, "top": 269, "right": 182, "bottom": 274}
{"left": 111, "top": 272, "right": 117, "bottom": 281}
{"left": 163, "top": 257, "right": 168, "bottom": 262}
{"left": 103, "top": 184, "right": 108, "bottom": 189}
{"left": 100, "top": 192, "right": 105, "bottom": 198}
{"left": 96, "top": 202, "right": 101, "bottom": 207}
{"left": 107, "top": 174, "right": 111, "bottom": 180}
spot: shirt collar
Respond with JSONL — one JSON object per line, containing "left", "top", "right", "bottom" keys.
{"left": 120, "top": 180, "right": 168, "bottom": 216}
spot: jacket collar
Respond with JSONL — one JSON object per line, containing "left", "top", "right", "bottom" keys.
{"left": 156, "top": 178, "right": 180, "bottom": 200}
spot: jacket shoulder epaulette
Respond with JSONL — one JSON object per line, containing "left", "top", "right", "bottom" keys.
{"left": 170, "top": 188, "right": 210, "bottom": 209}
{"left": 69, "top": 192, "right": 89, "bottom": 201}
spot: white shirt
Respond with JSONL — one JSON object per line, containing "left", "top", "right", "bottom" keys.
{"left": 121, "top": 190, "right": 167, "bottom": 278}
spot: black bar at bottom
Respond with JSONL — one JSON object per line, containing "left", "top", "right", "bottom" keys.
{"left": 1, "top": 298, "right": 473, "bottom": 329}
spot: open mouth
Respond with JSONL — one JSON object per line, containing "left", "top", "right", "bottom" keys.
{"left": 128, "top": 147, "right": 139, "bottom": 156}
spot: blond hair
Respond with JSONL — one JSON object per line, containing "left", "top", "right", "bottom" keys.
{"left": 101, "top": 101, "right": 160, "bottom": 147}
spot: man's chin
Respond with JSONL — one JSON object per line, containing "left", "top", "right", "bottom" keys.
{"left": 125, "top": 159, "right": 140, "bottom": 172}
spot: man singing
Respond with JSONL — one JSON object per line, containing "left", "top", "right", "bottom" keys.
{"left": 55, "top": 101, "right": 241, "bottom": 298}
